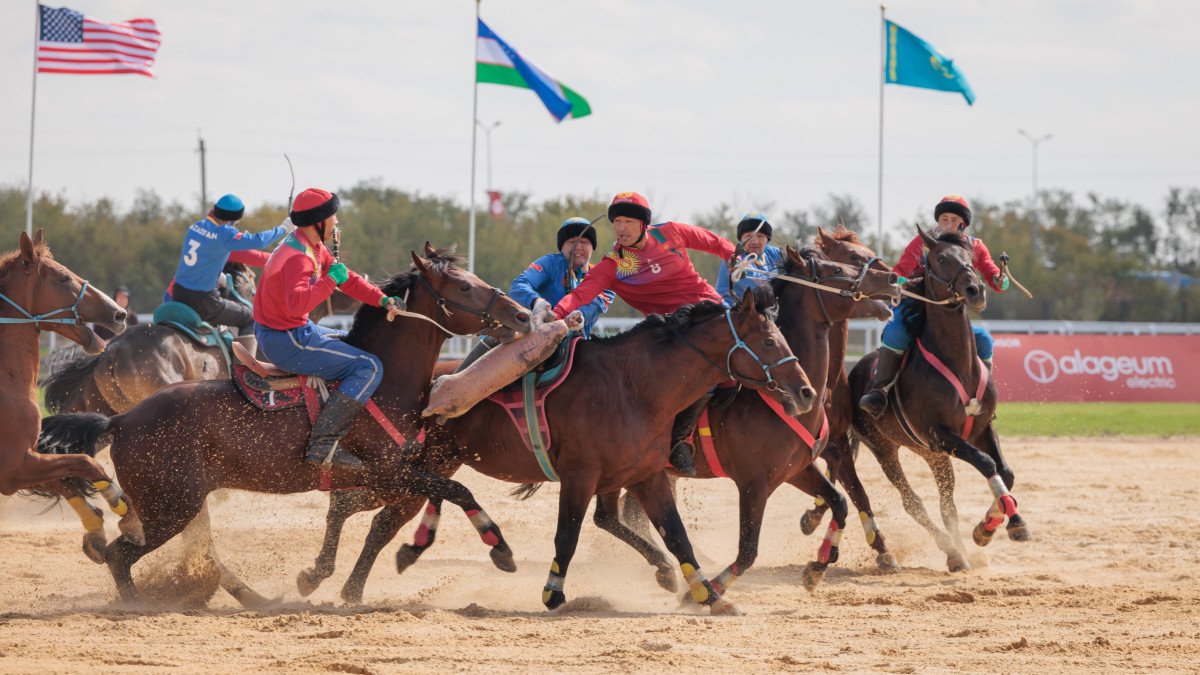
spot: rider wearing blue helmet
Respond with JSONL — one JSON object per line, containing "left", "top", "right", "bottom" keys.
{"left": 716, "top": 212, "right": 785, "bottom": 307}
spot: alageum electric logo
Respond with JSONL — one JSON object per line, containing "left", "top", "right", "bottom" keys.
{"left": 1023, "top": 349, "right": 1176, "bottom": 389}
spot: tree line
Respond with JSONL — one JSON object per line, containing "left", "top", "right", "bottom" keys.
{"left": 2, "top": 182, "right": 1198, "bottom": 322}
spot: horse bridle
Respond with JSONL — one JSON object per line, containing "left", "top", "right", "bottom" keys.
{"left": 0, "top": 279, "right": 91, "bottom": 328}
{"left": 922, "top": 252, "right": 981, "bottom": 309}
{"left": 415, "top": 272, "right": 509, "bottom": 336}
{"left": 673, "top": 307, "right": 799, "bottom": 392}
{"left": 225, "top": 270, "right": 255, "bottom": 308}
{"left": 801, "top": 252, "right": 882, "bottom": 325}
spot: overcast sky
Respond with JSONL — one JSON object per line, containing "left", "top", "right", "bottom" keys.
{"left": 2, "top": 0, "right": 1199, "bottom": 246}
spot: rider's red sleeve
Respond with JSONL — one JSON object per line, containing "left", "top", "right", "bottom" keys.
{"left": 553, "top": 257, "right": 617, "bottom": 319}
{"left": 338, "top": 271, "right": 386, "bottom": 308}
{"left": 891, "top": 236, "right": 926, "bottom": 279}
{"left": 227, "top": 249, "right": 270, "bottom": 267}
{"left": 972, "top": 239, "right": 1006, "bottom": 292}
{"left": 669, "top": 222, "right": 737, "bottom": 261}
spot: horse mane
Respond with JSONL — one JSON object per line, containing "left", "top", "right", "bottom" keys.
{"left": 593, "top": 286, "right": 778, "bottom": 346}
{"left": 0, "top": 241, "right": 52, "bottom": 286}
{"left": 343, "top": 247, "right": 465, "bottom": 346}
{"left": 41, "top": 352, "right": 102, "bottom": 413}
{"left": 934, "top": 229, "right": 971, "bottom": 249}
{"left": 770, "top": 246, "right": 826, "bottom": 299}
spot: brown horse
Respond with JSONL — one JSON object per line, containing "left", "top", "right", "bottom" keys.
{"left": 297, "top": 288, "right": 816, "bottom": 614}
{"left": 835, "top": 227, "right": 1031, "bottom": 572}
{"left": 0, "top": 229, "right": 140, "bottom": 539}
{"left": 35, "top": 245, "right": 533, "bottom": 602}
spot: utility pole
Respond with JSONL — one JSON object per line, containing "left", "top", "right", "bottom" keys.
{"left": 198, "top": 132, "right": 207, "bottom": 211}
{"left": 1018, "top": 129, "right": 1052, "bottom": 257}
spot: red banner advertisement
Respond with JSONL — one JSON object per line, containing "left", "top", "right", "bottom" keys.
{"left": 991, "top": 333, "right": 1200, "bottom": 402}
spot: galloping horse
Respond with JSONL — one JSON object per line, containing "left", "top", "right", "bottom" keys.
{"left": 297, "top": 288, "right": 816, "bottom": 614}
{"left": 838, "top": 227, "right": 1031, "bottom": 572}
{"left": 0, "top": 229, "right": 139, "bottom": 540}
{"left": 599, "top": 238, "right": 898, "bottom": 598}
{"left": 36, "top": 245, "right": 533, "bottom": 601}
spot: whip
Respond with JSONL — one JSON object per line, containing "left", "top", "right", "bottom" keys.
{"left": 998, "top": 253, "right": 1034, "bottom": 299}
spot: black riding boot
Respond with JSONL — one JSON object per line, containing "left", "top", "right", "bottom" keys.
{"left": 859, "top": 348, "right": 902, "bottom": 418}
{"left": 668, "top": 393, "right": 712, "bottom": 477}
{"left": 453, "top": 335, "right": 500, "bottom": 374}
{"left": 305, "top": 390, "right": 366, "bottom": 470}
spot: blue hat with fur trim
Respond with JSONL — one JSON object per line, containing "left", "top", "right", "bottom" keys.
{"left": 557, "top": 217, "right": 598, "bottom": 251}
{"left": 212, "top": 194, "right": 244, "bottom": 221}
{"left": 736, "top": 212, "right": 772, "bottom": 241}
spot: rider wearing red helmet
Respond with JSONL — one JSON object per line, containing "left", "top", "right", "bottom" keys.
{"left": 552, "top": 191, "right": 737, "bottom": 475}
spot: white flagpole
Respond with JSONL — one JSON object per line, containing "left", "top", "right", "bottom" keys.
{"left": 26, "top": 0, "right": 40, "bottom": 236}
{"left": 876, "top": 4, "right": 886, "bottom": 254}
{"left": 467, "top": 0, "right": 481, "bottom": 274}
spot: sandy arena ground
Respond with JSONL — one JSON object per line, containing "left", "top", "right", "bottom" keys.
{"left": 1, "top": 437, "right": 1197, "bottom": 673}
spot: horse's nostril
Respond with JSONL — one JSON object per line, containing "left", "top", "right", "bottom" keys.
{"left": 801, "top": 386, "right": 816, "bottom": 402}
{"left": 967, "top": 285, "right": 981, "bottom": 296}
{"left": 888, "top": 273, "right": 899, "bottom": 285}
{"left": 515, "top": 312, "right": 530, "bottom": 323}
{"left": 114, "top": 310, "right": 127, "bottom": 322}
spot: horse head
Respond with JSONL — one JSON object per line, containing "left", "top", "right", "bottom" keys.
{"left": 2, "top": 229, "right": 126, "bottom": 354}
{"left": 408, "top": 242, "right": 531, "bottom": 341}
{"left": 721, "top": 286, "right": 816, "bottom": 415}
{"left": 815, "top": 225, "right": 898, "bottom": 320}
{"left": 918, "top": 225, "right": 986, "bottom": 313}
{"left": 779, "top": 245, "right": 900, "bottom": 324}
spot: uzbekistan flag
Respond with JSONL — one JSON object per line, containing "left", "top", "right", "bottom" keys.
{"left": 476, "top": 19, "right": 591, "bottom": 121}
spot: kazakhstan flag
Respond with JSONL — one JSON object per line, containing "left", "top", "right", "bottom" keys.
{"left": 885, "top": 20, "right": 975, "bottom": 105}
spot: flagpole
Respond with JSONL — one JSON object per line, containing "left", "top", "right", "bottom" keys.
{"left": 467, "top": 0, "right": 481, "bottom": 274}
{"left": 26, "top": 0, "right": 40, "bottom": 236}
{"left": 876, "top": 4, "right": 886, "bottom": 254}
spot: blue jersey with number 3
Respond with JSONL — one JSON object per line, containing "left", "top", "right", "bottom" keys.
{"left": 173, "top": 217, "right": 286, "bottom": 293}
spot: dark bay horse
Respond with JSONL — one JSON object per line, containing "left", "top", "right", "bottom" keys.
{"left": 36, "top": 245, "right": 533, "bottom": 602}
{"left": 300, "top": 288, "right": 816, "bottom": 614}
{"left": 835, "top": 227, "right": 1031, "bottom": 572}
{"left": 0, "top": 229, "right": 138, "bottom": 538}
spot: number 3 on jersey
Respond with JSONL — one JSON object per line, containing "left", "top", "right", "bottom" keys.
{"left": 183, "top": 239, "right": 201, "bottom": 266}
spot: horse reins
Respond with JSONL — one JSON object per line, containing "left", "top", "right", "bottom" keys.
{"left": 672, "top": 307, "right": 798, "bottom": 392}
{"left": 730, "top": 252, "right": 891, "bottom": 324}
{"left": 396, "top": 272, "right": 509, "bottom": 338}
{"left": 0, "top": 280, "right": 91, "bottom": 328}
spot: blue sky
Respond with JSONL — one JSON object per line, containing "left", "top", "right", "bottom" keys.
{"left": 2, "top": 0, "right": 1198, "bottom": 246}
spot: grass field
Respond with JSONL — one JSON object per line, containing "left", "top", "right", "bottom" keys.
{"left": 995, "top": 402, "right": 1200, "bottom": 436}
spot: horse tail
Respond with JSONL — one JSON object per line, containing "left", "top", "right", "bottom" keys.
{"left": 41, "top": 352, "right": 102, "bottom": 413}
{"left": 22, "top": 414, "right": 113, "bottom": 500}
{"left": 37, "top": 413, "right": 113, "bottom": 459}
{"left": 510, "top": 483, "right": 543, "bottom": 500}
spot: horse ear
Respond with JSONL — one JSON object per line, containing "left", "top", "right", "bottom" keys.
{"left": 410, "top": 250, "right": 429, "bottom": 273}
{"left": 19, "top": 230, "right": 35, "bottom": 263}
{"left": 917, "top": 224, "right": 937, "bottom": 249}
{"left": 816, "top": 226, "right": 834, "bottom": 248}
{"left": 739, "top": 287, "right": 758, "bottom": 316}
{"left": 423, "top": 241, "right": 437, "bottom": 257}
{"left": 785, "top": 244, "right": 805, "bottom": 268}
{"left": 32, "top": 228, "right": 44, "bottom": 247}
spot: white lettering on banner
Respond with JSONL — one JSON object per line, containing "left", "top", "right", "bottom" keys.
{"left": 993, "top": 337, "right": 1022, "bottom": 348}
{"left": 1023, "top": 349, "right": 1175, "bottom": 384}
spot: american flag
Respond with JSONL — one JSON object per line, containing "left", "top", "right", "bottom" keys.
{"left": 37, "top": 5, "right": 160, "bottom": 78}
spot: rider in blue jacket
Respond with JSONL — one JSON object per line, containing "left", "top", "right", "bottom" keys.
{"left": 716, "top": 212, "right": 784, "bottom": 307}
{"left": 170, "top": 193, "right": 289, "bottom": 350}
{"left": 457, "top": 217, "right": 614, "bottom": 371}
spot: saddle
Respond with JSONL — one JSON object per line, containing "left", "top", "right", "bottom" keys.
{"left": 152, "top": 302, "right": 235, "bottom": 372}
{"left": 486, "top": 336, "right": 582, "bottom": 482}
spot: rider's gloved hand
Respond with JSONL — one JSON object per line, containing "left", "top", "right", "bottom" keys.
{"left": 895, "top": 276, "right": 908, "bottom": 286}
{"left": 530, "top": 298, "right": 554, "bottom": 328}
{"left": 281, "top": 217, "right": 295, "bottom": 234}
{"left": 381, "top": 295, "right": 405, "bottom": 314}
{"left": 993, "top": 273, "right": 1010, "bottom": 291}
{"left": 564, "top": 310, "right": 585, "bottom": 332}
{"left": 327, "top": 263, "right": 349, "bottom": 286}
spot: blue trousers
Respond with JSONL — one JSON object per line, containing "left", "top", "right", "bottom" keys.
{"left": 880, "top": 298, "right": 994, "bottom": 360}
{"left": 255, "top": 320, "right": 383, "bottom": 402}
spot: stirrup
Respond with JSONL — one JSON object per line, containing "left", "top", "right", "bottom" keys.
{"left": 304, "top": 446, "right": 363, "bottom": 470}
{"left": 860, "top": 389, "right": 888, "bottom": 418}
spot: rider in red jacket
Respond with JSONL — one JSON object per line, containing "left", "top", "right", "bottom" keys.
{"left": 552, "top": 192, "right": 737, "bottom": 475}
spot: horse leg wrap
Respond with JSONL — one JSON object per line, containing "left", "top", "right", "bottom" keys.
{"left": 466, "top": 509, "right": 500, "bottom": 547}
{"left": 67, "top": 496, "right": 103, "bottom": 532}
{"left": 413, "top": 502, "right": 440, "bottom": 548}
{"left": 542, "top": 560, "right": 565, "bottom": 607}
{"left": 982, "top": 475, "right": 1018, "bottom": 532}
{"left": 712, "top": 563, "right": 741, "bottom": 595}
{"left": 93, "top": 480, "right": 129, "bottom": 516}
{"left": 860, "top": 511, "right": 880, "bottom": 546}
{"left": 681, "top": 563, "right": 714, "bottom": 605}
{"left": 818, "top": 520, "right": 842, "bottom": 564}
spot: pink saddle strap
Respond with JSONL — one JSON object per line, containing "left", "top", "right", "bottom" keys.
{"left": 914, "top": 338, "right": 988, "bottom": 438}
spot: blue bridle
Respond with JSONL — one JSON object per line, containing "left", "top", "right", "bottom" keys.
{"left": 0, "top": 280, "right": 91, "bottom": 327}
{"left": 675, "top": 307, "right": 799, "bottom": 392}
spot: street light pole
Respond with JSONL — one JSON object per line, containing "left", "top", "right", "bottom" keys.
{"left": 1018, "top": 129, "right": 1052, "bottom": 257}
{"left": 476, "top": 119, "right": 501, "bottom": 192}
